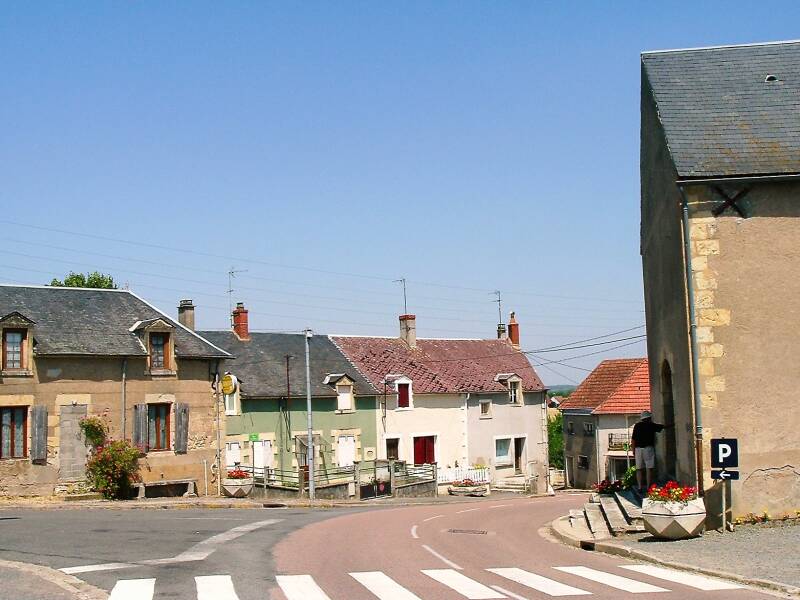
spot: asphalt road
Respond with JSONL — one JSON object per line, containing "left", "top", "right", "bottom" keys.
{"left": 0, "top": 496, "right": 776, "bottom": 600}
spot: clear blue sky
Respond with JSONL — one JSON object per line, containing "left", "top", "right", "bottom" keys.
{"left": 1, "top": 3, "right": 797, "bottom": 384}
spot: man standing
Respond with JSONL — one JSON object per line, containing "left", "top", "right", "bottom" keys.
{"left": 630, "top": 410, "right": 672, "bottom": 494}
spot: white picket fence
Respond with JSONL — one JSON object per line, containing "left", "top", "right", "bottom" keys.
{"left": 437, "top": 466, "right": 491, "bottom": 484}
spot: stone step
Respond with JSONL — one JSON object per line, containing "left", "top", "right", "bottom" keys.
{"left": 599, "top": 494, "right": 630, "bottom": 535}
{"left": 584, "top": 502, "right": 611, "bottom": 540}
{"left": 568, "top": 510, "right": 594, "bottom": 541}
{"left": 615, "top": 489, "right": 644, "bottom": 522}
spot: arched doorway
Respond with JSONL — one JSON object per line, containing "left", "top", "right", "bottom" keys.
{"left": 661, "top": 360, "right": 678, "bottom": 479}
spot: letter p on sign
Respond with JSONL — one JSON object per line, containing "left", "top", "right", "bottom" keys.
{"left": 710, "top": 438, "right": 738, "bottom": 469}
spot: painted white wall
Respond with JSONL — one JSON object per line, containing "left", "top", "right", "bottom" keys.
{"left": 466, "top": 391, "right": 548, "bottom": 482}
{"left": 376, "top": 392, "right": 467, "bottom": 469}
{"left": 597, "top": 413, "right": 635, "bottom": 481}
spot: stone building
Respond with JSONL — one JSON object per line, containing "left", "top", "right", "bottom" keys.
{"left": 640, "top": 41, "right": 800, "bottom": 520}
{"left": 0, "top": 285, "right": 229, "bottom": 496}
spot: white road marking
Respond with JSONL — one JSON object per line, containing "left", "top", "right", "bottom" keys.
{"left": 554, "top": 566, "right": 669, "bottom": 593}
{"left": 196, "top": 575, "right": 239, "bottom": 600}
{"left": 489, "top": 504, "right": 511, "bottom": 509}
{"left": 491, "top": 586, "right": 528, "bottom": 600}
{"left": 423, "top": 515, "right": 444, "bottom": 522}
{"left": 488, "top": 568, "right": 591, "bottom": 596}
{"left": 456, "top": 507, "right": 481, "bottom": 514}
{"left": 350, "top": 571, "right": 423, "bottom": 600}
{"left": 276, "top": 574, "right": 333, "bottom": 600}
{"left": 620, "top": 565, "right": 743, "bottom": 590}
{"left": 411, "top": 525, "right": 419, "bottom": 539}
{"left": 61, "top": 562, "right": 134, "bottom": 575}
{"left": 422, "top": 569, "right": 506, "bottom": 599}
{"left": 109, "top": 578, "right": 155, "bottom": 600}
{"left": 421, "top": 544, "right": 463, "bottom": 570}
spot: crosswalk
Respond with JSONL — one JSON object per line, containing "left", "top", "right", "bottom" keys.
{"left": 107, "top": 564, "right": 743, "bottom": 599}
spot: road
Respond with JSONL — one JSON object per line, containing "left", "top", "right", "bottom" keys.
{"left": 0, "top": 495, "right": 775, "bottom": 600}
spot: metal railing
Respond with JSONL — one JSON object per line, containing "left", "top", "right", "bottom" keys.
{"left": 394, "top": 462, "right": 436, "bottom": 486}
{"left": 608, "top": 433, "right": 631, "bottom": 451}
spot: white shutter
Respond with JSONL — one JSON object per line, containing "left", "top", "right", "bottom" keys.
{"left": 225, "top": 442, "right": 241, "bottom": 467}
{"left": 253, "top": 440, "right": 273, "bottom": 470}
{"left": 337, "top": 435, "right": 356, "bottom": 467}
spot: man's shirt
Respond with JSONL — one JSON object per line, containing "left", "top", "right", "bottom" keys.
{"left": 632, "top": 420, "right": 664, "bottom": 448}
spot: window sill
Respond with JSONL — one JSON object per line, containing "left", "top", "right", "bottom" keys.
{"left": 495, "top": 461, "right": 513, "bottom": 468}
{"left": 148, "top": 369, "right": 177, "bottom": 377}
{"left": 0, "top": 456, "right": 29, "bottom": 462}
{"left": 1, "top": 369, "right": 33, "bottom": 378}
{"left": 224, "top": 410, "right": 240, "bottom": 417}
{"left": 335, "top": 409, "right": 356, "bottom": 415}
{"left": 479, "top": 414, "right": 493, "bottom": 420}
{"left": 146, "top": 448, "right": 173, "bottom": 454}
{"left": 395, "top": 407, "right": 413, "bottom": 412}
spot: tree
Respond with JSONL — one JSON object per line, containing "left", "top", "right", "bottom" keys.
{"left": 548, "top": 412, "right": 564, "bottom": 469}
{"left": 50, "top": 271, "right": 117, "bottom": 289}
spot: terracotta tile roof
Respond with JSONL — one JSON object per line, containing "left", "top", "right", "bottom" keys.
{"left": 329, "top": 336, "right": 544, "bottom": 394}
{"left": 559, "top": 358, "right": 650, "bottom": 415}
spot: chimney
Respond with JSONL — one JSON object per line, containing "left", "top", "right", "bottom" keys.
{"left": 497, "top": 322, "right": 507, "bottom": 340}
{"left": 232, "top": 302, "right": 250, "bottom": 340}
{"left": 508, "top": 311, "right": 520, "bottom": 349}
{"left": 399, "top": 314, "right": 416, "bottom": 349}
{"left": 177, "top": 299, "right": 195, "bottom": 330}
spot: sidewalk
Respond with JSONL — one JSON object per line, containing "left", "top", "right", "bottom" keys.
{"left": 0, "top": 560, "right": 107, "bottom": 600}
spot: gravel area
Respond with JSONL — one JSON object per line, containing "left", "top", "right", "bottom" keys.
{"left": 619, "top": 520, "right": 800, "bottom": 588}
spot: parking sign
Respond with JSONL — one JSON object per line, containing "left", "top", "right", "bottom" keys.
{"left": 710, "top": 438, "right": 738, "bottom": 469}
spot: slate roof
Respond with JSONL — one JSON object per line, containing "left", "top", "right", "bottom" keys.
{"left": 198, "top": 331, "right": 377, "bottom": 399}
{"left": 330, "top": 336, "right": 544, "bottom": 394}
{"left": 642, "top": 41, "right": 800, "bottom": 178}
{"left": 559, "top": 358, "right": 650, "bottom": 415}
{"left": 0, "top": 285, "right": 229, "bottom": 358}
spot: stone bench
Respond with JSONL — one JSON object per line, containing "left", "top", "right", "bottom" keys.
{"left": 136, "top": 478, "right": 197, "bottom": 499}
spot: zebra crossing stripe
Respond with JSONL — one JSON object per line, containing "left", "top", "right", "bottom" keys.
{"left": 487, "top": 568, "right": 591, "bottom": 596}
{"left": 276, "top": 574, "right": 333, "bottom": 600}
{"left": 422, "top": 569, "right": 506, "bottom": 599}
{"left": 620, "top": 565, "right": 743, "bottom": 590}
{"left": 554, "top": 567, "right": 669, "bottom": 593}
{"left": 196, "top": 575, "right": 240, "bottom": 600}
{"left": 350, "top": 571, "right": 423, "bottom": 600}
{"left": 109, "top": 578, "right": 155, "bottom": 600}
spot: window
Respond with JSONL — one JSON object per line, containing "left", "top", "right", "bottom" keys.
{"left": 495, "top": 437, "right": 512, "bottom": 466}
{"left": 509, "top": 381, "right": 522, "bottom": 405}
{"left": 224, "top": 392, "right": 237, "bottom": 415}
{"left": 0, "top": 407, "right": 27, "bottom": 459}
{"left": 577, "top": 455, "right": 589, "bottom": 470}
{"left": 480, "top": 400, "right": 492, "bottom": 417}
{"left": 413, "top": 435, "right": 435, "bottom": 464}
{"left": 397, "top": 383, "right": 410, "bottom": 408}
{"left": 2, "top": 330, "right": 25, "bottom": 370}
{"left": 149, "top": 333, "right": 169, "bottom": 370}
{"left": 567, "top": 421, "right": 575, "bottom": 435}
{"left": 386, "top": 438, "right": 399, "bottom": 460}
{"left": 147, "top": 403, "right": 170, "bottom": 451}
{"left": 336, "top": 384, "right": 354, "bottom": 412}
{"left": 583, "top": 422, "right": 595, "bottom": 436}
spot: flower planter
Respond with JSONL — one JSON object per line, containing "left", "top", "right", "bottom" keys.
{"left": 642, "top": 497, "right": 706, "bottom": 540}
{"left": 448, "top": 484, "right": 488, "bottom": 497}
{"left": 221, "top": 478, "right": 254, "bottom": 498}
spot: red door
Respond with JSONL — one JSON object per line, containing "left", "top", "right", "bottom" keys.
{"left": 413, "top": 436, "right": 435, "bottom": 464}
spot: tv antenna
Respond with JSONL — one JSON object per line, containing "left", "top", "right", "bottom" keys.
{"left": 492, "top": 290, "right": 503, "bottom": 324}
{"left": 394, "top": 277, "right": 408, "bottom": 314}
{"left": 227, "top": 267, "right": 248, "bottom": 323}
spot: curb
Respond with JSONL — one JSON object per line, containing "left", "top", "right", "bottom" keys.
{"left": 547, "top": 517, "right": 800, "bottom": 598}
{"left": 0, "top": 558, "right": 108, "bottom": 600}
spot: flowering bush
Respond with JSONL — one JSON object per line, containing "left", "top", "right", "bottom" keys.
{"left": 85, "top": 440, "right": 141, "bottom": 499}
{"left": 647, "top": 481, "right": 697, "bottom": 504}
{"left": 594, "top": 479, "right": 623, "bottom": 494}
{"left": 79, "top": 416, "right": 107, "bottom": 448}
{"left": 226, "top": 469, "right": 251, "bottom": 480}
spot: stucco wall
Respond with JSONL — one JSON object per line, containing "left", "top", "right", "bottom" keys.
{"left": 378, "top": 393, "right": 467, "bottom": 469}
{"left": 0, "top": 356, "right": 222, "bottom": 496}
{"left": 562, "top": 412, "right": 598, "bottom": 489}
{"left": 466, "top": 391, "right": 547, "bottom": 483}
{"left": 685, "top": 182, "right": 800, "bottom": 518}
{"left": 597, "top": 414, "right": 635, "bottom": 481}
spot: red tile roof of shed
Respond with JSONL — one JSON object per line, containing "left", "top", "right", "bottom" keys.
{"left": 559, "top": 358, "right": 650, "bottom": 415}
{"left": 330, "top": 336, "right": 544, "bottom": 394}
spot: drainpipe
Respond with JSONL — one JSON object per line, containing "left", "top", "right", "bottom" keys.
{"left": 679, "top": 186, "right": 705, "bottom": 496}
{"left": 214, "top": 360, "right": 222, "bottom": 497}
{"left": 121, "top": 358, "right": 127, "bottom": 439}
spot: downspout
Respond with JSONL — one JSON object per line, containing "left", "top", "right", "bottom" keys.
{"left": 121, "top": 358, "right": 127, "bottom": 439}
{"left": 214, "top": 360, "right": 222, "bottom": 497}
{"left": 679, "top": 186, "right": 705, "bottom": 496}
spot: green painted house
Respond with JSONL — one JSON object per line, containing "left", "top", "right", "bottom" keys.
{"left": 200, "top": 313, "right": 378, "bottom": 477}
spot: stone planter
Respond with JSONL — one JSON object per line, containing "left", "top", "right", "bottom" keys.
{"left": 448, "top": 484, "right": 488, "bottom": 497}
{"left": 642, "top": 497, "right": 706, "bottom": 540}
{"left": 221, "top": 478, "right": 254, "bottom": 498}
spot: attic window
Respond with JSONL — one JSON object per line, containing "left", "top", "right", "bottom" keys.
{"left": 149, "top": 333, "right": 170, "bottom": 370}
{"left": 764, "top": 74, "right": 779, "bottom": 83}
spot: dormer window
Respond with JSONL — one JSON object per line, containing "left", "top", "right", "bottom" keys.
{"left": 3, "top": 330, "right": 24, "bottom": 370}
{"left": 131, "top": 318, "right": 177, "bottom": 375}
{"left": 337, "top": 384, "right": 354, "bottom": 412}
{"left": 494, "top": 372, "right": 523, "bottom": 405}
{"left": 150, "top": 333, "right": 168, "bottom": 369}
{"left": 1, "top": 312, "right": 35, "bottom": 376}
{"left": 509, "top": 380, "right": 521, "bottom": 405}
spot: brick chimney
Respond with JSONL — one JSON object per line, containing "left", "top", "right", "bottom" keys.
{"left": 508, "top": 311, "right": 520, "bottom": 349}
{"left": 177, "top": 299, "right": 195, "bottom": 330}
{"left": 399, "top": 314, "right": 416, "bottom": 349}
{"left": 232, "top": 302, "right": 250, "bottom": 340}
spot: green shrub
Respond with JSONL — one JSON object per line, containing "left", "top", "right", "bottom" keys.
{"left": 85, "top": 440, "right": 141, "bottom": 499}
{"left": 79, "top": 416, "right": 107, "bottom": 448}
{"left": 622, "top": 465, "right": 637, "bottom": 490}
{"left": 548, "top": 413, "right": 564, "bottom": 469}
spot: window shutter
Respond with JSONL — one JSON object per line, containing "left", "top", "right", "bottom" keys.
{"left": 133, "top": 404, "right": 148, "bottom": 450}
{"left": 174, "top": 403, "right": 189, "bottom": 454}
{"left": 30, "top": 405, "right": 48, "bottom": 463}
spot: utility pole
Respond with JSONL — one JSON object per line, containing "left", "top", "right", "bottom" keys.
{"left": 304, "top": 329, "right": 315, "bottom": 501}
{"left": 394, "top": 277, "right": 408, "bottom": 314}
{"left": 227, "top": 267, "right": 248, "bottom": 324}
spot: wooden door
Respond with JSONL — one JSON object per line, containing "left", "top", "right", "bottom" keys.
{"left": 413, "top": 435, "right": 435, "bottom": 464}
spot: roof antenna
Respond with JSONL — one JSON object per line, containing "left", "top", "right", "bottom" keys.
{"left": 227, "top": 267, "right": 248, "bottom": 325}
{"left": 394, "top": 277, "right": 408, "bottom": 314}
{"left": 492, "top": 290, "right": 503, "bottom": 324}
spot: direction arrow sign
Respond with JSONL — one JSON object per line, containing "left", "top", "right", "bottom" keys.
{"left": 711, "top": 469, "right": 740, "bottom": 481}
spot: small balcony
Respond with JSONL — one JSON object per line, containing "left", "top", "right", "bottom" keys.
{"left": 608, "top": 433, "right": 631, "bottom": 451}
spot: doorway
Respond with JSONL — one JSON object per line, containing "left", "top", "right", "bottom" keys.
{"left": 59, "top": 405, "right": 87, "bottom": 481}
{"left": 661, "top": 360, "right": 678, "bottom": 479}
{"left": 514, "top": 437, "right": 526, "bottom": 474}
{"left": 413, "top": 435, "right": 435, "bottom": 464}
